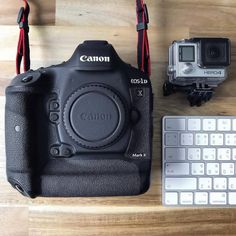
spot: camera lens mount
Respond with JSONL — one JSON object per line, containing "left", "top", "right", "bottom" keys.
{"left": 63, "top": 84, "right": 127, "bottom": 149}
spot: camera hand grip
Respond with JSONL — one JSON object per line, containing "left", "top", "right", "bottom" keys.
{"left": 5, "top": 90, "right": 37, "bottom": 197}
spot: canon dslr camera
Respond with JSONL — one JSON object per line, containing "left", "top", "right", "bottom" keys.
{"left": 5, "top": 41, "right": 153, "bottom": 198}
{"left": 164, "top": 38, "right": 231, "bottom": 106}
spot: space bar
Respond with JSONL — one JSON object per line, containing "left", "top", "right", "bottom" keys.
{"left": 165, "top": 178, "right": 197, "bottom": 190}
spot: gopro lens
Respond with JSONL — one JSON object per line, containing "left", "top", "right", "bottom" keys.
{"left": 207, "top": 46, "right": 220, "bottom": 59}
{"left": 200, "top": 38, "right": 230, "bottom": 67}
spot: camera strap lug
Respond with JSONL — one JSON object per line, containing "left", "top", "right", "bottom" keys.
{"left": 16, "top": 0, "right": 30, "bottom": 75}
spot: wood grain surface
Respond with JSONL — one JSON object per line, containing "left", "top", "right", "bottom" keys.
{"left": 1, "top": 1, "right": 236, "bottom": 235}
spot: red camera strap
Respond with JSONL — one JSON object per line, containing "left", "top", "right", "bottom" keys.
{"left": 16, "top": 0, "right": 30, "bottom": 75}
{"left": 136, "top": 0, "right": 151, "bottom": 76}
{"left": 16, "top": 0, "right": 150, "bottom": 76}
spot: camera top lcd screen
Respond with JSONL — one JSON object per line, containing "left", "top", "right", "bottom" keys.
{"left": 179, "top": 46, "right": 195, "bottom": 62}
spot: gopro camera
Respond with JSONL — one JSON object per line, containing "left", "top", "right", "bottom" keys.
{"left": 164, "top": 38, "right": 231, "bottom": 106}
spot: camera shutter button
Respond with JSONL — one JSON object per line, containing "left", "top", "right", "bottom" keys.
{"left": 182, "top": 63, "right": 194, "bottom": 74}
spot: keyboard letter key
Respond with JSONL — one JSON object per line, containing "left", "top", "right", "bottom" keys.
{"left": 181, "top": 133, "right": 193, "bottom": 146}
{"left": 217, "top": 119, "right": 231, "bottom": 131}
{"left": 217, "top": 148, "right": 231, "bottom": 160}
{"left": 195, "top": 133, "right": 208, "bottom": 146}
{"left": 225, "top": 134, "right": 236, "bottom": 146}
{"left": 187, "top": 148, "right": 201, "bottom": 160}
{"left": 199, "top": 178, "right": 212, "bottom": 190}
{"left": 203, "top": 119, "right": 216, "bottom": 131}
{"left": 165, "top": 133, "right": 178, "bottom": 146}
{"left": 203, "top": 148, "right": 216, "bottom": 160}
{"left": 188, "top": 119, "right": 201, "bottom": 131}
{"left": 207, "top": 163, "right": 219, "bottom": 175}
{"left": 221, "top": 163, "right": 234, "bottom": 175}
{"left": 210, "top": 134, "right": 223, "bottom": 146}
{"left": 213, "top": 178, "right": 227, "bottom": 190}
{"left": 229, "top": 178, "right": 236, "bottom": 190}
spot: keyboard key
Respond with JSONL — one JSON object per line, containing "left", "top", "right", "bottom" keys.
{"left": 203, "top": 119, "right": 216, "bottom": 131}
{"left": 180, "top": 192, "right": 193, "bottom": 205}
{"left": 221, "top": 163, "right": 234, "bottom": 175}
{"left": 229, "top": 178, "right": 236, "bottom": 190}
{"left": 181, "top": 133, "right": 193, "bottom": 146}
{"left": 199, "top": 178, "right": 212, "bottom": 190}
{"left": 225, "top": 134, "right": 236, "bottom": 146}
{"left": 163, "top": 116, "right": 236, "bottom": 207}
{"left": 187, "top": 148, "right": 201, "bottom": 160}
{"left": 165, "top": 148, "right": 185, "bottom": 161}
{"left": 232, "top": 149, "right": 236, "bottom": 160}
{"left": 210, "top": 192, "right": 227, "bottom": 205}
{"left": 210, "top": 134, "right": 223, "bottom": 146}
{"left": 166, "top": 118, "right": 185, "bottom": 131}
{"left": 232, "top": 119, "right": 236, "bottom": 131}
{"left": 165, "top": 163, "right": 189, "bottom": 176}
{"left": 188, "top": 119, "right": 201, "bottom": 131}
{"left": 195, "top": 133, "right": 208, "bottom": 146}
{"left": 165, "top": 133, "right": 178, "bottom": 146}
{"left": 214, "top": 178, "right": 227, "bottom": 190}
{"left": 191, "top": 163, "right": 204, "bottom": 175}
{"left": 217, "top": 119, "right": 231, "bottom": 131}
{"left": 203, "top": 148, "right": 216, "bottom": 160}
{"left": 195, "top": 192, "right": 208, "bottom": 205}
{"left": 217, "top": 148, "right": 231, "bottom": 160}
{"left": 165, "top": 192, "right": 178, "bottom": 205}
{"left": 207, "top": 163, "right": 219, "bottom": 175}
{"left": 165, "top": 178, "right": 197, "bottom": 190}
{"left": 229, "top": 193, "right": 236, "bottom": 205}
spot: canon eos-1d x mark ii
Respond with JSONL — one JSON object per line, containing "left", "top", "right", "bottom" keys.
{"left": 5, "top": 1, "right": 153, "bottom": 198}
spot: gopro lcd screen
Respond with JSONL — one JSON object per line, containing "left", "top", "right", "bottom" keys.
{"left": 179, "top": 46, "right": 195, "bottom": 62}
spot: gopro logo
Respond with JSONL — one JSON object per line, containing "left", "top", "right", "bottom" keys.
{"left": 204, "top": 71, "right": 222, "bottom": 75}
{"left": 80, "top": 55, "right": 110, "bottom": 63}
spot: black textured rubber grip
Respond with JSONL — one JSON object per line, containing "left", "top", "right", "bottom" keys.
{"left": 5, "top": 89, "right": 37, "bottom": 197}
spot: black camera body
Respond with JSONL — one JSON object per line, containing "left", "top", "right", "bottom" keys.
{"left": 5, "top": 41, "right": 153, "bottom": 198}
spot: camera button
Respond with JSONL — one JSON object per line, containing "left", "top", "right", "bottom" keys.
{"left": 182, "top": 63, "right": 194, "bottom": 74}
{"left": 21, "top": 75, "right": 33, "bottom": 83}
{"left": 50, "top": 101, "right": 60, "bottom": 110}
{"left": 61, "top": 148, "right": 72, "bottom": 158}
{"left": 50, "top": 147, "right": 60, "bottom": 156}
{"left": 50, "top": 113, "right": 59, "bottom": 123}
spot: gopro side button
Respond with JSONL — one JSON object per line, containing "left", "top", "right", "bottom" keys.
{"left": 182, "top": 63, "right": 194, "bottom": 74}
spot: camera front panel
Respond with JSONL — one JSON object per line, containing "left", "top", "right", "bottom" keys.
{"left": 5, "top": 41, "right": 153, "bottom": 197}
